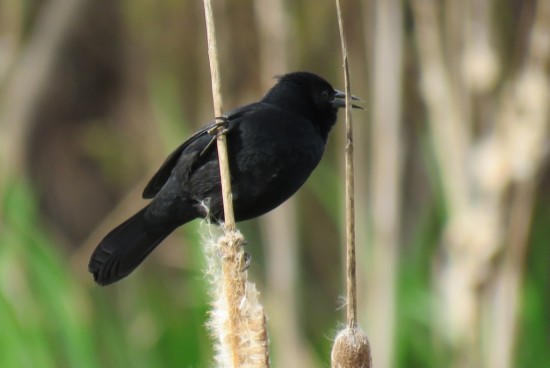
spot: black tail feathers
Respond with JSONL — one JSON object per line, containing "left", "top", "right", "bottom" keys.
{"left": 88, "top": 207, "right": 175, "bottom": 285}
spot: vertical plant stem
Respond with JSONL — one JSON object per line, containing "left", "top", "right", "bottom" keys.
{"left": 487, "top": 181, "right": 536, "bottom": 368}
{"left": 253, "top": 1, "right": 316, "bottom": 366}
{"left": 202, "top": 3, "right": 270, "bottom": 367}
{"left": 410, "top": 0, "right": 468, "bottom": 211}
{"left": 331, "top": 6, "right": 371, "bottom": 368}
{"left": 202, "top": 1, "right": 239, "bottom": 367}
{"left": 335, "top": 0, "right": 357, "bottom": 329}
{"left": 0, "top": 0, "right": 88, "bottom": 181}
{"left": 366, "top": 0, "right": 404, "bottom": 366}
{"left": 411, "top": 1, "right": 549, "bottom": 367}
{"left": 486, "top": 3, "right": 550, "bottom": 366}
{"left": 203, "top": 0, "right": 236, "bottom": 232}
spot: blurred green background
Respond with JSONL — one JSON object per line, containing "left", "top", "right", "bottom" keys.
{"left": 0, "top": 0, "right": 549, "bottom": 367}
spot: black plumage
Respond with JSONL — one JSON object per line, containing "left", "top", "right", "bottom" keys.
{"left": 89, "top": 71, "right": 361, "bottom": 285}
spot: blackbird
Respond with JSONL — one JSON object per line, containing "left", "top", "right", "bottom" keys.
{"left": 89, "top": 71, "right": 362, "bottom": 285}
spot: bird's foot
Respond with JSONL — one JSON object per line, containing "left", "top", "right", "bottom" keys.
{"left": 201, "top": 116, "right": 230, "bottom": 157}
{"left": 208, "top": 115, "right": 230, "bottom": 137}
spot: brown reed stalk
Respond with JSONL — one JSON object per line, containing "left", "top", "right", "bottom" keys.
{"left": 0, "top": 0, "right": 87, "bottom": 180}
{"left": 202, "top": 1, "right": 269, "bottom": 367}
{"left": 485, "top": 3, "right": 550, "bottom": 367}
{"left": 339, "top": 10, "right": 357, "bottom": 332}
{"left": 203, "top": 0, "right": 235, "bottom": 231}
{"left": 253, "top": 1, "right": 317, "bottom": 367}
{"left": 410, "top": 1, "right": 494, "bottom": 365}
{"left": 411, "top": 1, "right": 549, "bottom": 367}
{"left": 363, "top": 0, "right": 404, "bottom": 366}
{"left": 331, "top": 1, "right": 371, "bottom": 367}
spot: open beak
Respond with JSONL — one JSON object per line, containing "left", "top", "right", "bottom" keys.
{"left": 332, "top": 90, "right": 364, "bottom": 110}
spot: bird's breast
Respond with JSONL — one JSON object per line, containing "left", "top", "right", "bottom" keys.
{"left": 226, "top": 118, "right": 325, "bottom": 220}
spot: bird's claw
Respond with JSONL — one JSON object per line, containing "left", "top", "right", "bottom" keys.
{"left": 201, "top": 116, "right": 230, "bottom": 157}
{"left": 208, "top": 115, "right": 230, "bottom": 137}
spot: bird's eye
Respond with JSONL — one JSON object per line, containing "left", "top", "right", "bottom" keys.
{"left": 321, "top": 90, "right": 330, "bottom": 101}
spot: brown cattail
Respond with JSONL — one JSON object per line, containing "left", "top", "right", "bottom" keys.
{"left": 204, "top": 228, "right": 270, "bottom": 368}
{"left": 202, "top": 0, "right": 269, "bottom": 366}
{"left": 331, "top": 326, "right": 372, "bottom": 368}
{"left": 332, "top": 1, "right": 372, "bottom": 367}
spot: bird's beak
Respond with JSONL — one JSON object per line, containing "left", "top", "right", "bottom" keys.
{"left": 332, "top": 90, "right": 364, "bottom": 110}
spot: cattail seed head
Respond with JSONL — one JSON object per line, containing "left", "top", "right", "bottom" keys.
{"left": 331, "top": 326, "right": 371, "bottom": 368}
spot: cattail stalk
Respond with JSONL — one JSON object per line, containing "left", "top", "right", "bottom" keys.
{"left": 0, "top": 0, "right": 87, "bottom": 183}
{"left": 411, "top": 0, "right": 549, "bottom": 367}
{"left": 202, "top": 1, "right": 269, "bottom": 367}
{"left": 338, "top": 9, "right": 357, "bottom": 330}
{"left": 364, "top": 0, "right": 403, "bottom": 366}
{"left": 331, "top": 1, "right": 371, "bottom": 367}
{"left": 253, "top": 1, "right": 316, "bottom": 366}
{"left": 486, "top": 3, "right": 550, "bottom": 367}
{"left": 203, "top": 0, "right": 235, "bottom": 231}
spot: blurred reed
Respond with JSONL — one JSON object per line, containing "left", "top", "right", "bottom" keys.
{"left": 202, "top": 0, "right": 270, "bottom": 366}
{"left": 411, "top": 0, "right": 550, "bottom": 367}
{"left": 1, "top": 1, "right": 549, "bottom": 367}
{"left": 363, "top": 1, "right": 404, "bottom": 367}
{"left": 254, "top": 0, "right": 319, "bottom": 367}
{"left": 331, "top": 0, "right": 371, "bottom": 367}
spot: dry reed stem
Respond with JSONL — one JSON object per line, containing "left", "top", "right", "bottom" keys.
{"left": 332, "top": 0, "right": 371, "bottom": 367}
{"left": 205, "top": 230, "right": 270, "bottom": 368}
{"left": 365, "top": 0, "right": 404, "bottom": 366}
{"left": 203, "top": 0, "right": 235, "bottom": 232}
{"left": 0, "top": 0, "right": 87, "bottom": 181}
{"left": 410, "top": 0, "right": 469, "bottom": 212}
{"left": 412, "top": 0, "right": 549, "bottom": 367}
{"left": 335, "top": 0, "right": 357, "bottom": 330}
{"left": 411, "top": 1, "right": 500, "bottom": 364}
{"left": 411, "top": 1, "right": 484, "bottom": 357}
{"left": 253, "top": 1, "right": 316, "bottom": 366}
{"left": 202, "top": 1, "right": 269, "bottom": 367}
{"left": 485, "top": 2, "right": 550, "bottom": 367}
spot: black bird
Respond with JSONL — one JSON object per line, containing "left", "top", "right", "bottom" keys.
{"left": 89, "top": 71, "right": 362, "bottom": 285}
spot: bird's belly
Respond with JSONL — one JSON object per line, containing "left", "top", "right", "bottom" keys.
{"left": 231, "top": 172, "right": 306, "bottom": 221}
{"left": 230, "top": 141, "right": 322, "bottom": 221}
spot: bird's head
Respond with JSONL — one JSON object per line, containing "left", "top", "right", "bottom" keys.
{"left": 262, "top": 71, "right": 362, "bottom": 140}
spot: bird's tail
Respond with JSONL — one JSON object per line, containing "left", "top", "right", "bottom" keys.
{"left": 88, "top": 206, "right": 178, "bottom": 285}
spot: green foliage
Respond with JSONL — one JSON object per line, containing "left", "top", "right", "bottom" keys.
{"left": 1, "top": 180, "right": 98, "bottom": 368}
{"left": 516, "top": 201, "right": 550, "bottom": 367}
{"left": 0, "top": 179, "right": 212, "bottom": 367}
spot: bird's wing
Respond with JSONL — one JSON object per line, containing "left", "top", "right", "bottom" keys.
{"left": 142, "top": 103, "right": 262, "bottom": 199}
{"left": 142, "top": 125, "right": 213, "bottom": 198}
